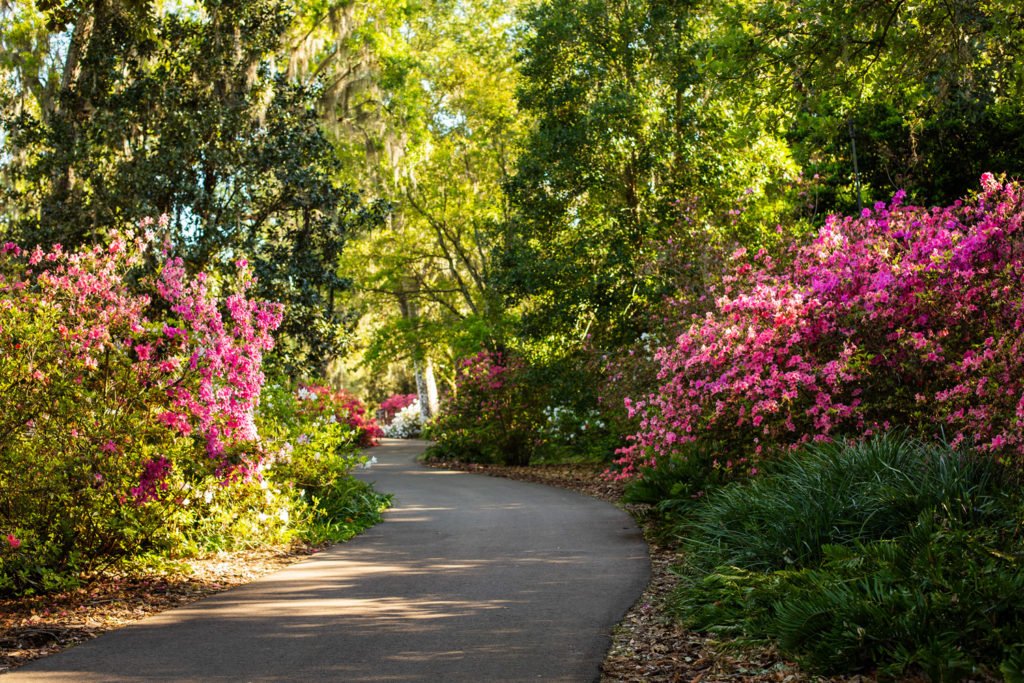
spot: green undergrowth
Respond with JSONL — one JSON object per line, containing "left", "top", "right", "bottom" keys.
{"left": 662, "top": 434, "right": 1024, "bottom": 680}
{"left": 296, "top": 477, "right": 391, "bottom": 547}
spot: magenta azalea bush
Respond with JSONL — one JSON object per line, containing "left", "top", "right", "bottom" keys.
{"left": 617, "top": 175, "right": 1024, "bottom": 478}
{"left": 0, "top": 225, "right": 284, "bottom": 592}
{"left": 379, "top": 393, "right": 417, "bottom": 422}
{"left": 428, "top": 350, "right": 543, "bottom": 466}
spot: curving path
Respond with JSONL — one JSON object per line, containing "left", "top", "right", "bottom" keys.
{"left": 6, "top": 439, "right": 649, "bottom": 682}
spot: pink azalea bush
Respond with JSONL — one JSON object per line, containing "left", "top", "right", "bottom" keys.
{"left": 293, "top": 385, "right": 383, "bottom": 448}
{"left": 0, "top": 224, "right": 283, "bottom": 593}
{"left": 428, "top": 350, "right": 543, "bottom": 466}
{"left": 617, "top": 176, "right": 1024, "bottom": 479}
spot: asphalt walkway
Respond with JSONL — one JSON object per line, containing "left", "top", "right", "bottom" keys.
{"left": 6, "top": 439, "right": 649, "bottom": 682}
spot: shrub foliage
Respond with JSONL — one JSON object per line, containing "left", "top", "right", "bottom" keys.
{"left": 0, "top": 231, "right": 385, "bottom": 594}
{"left": 671, "top": 435, "right": 1024, "bottom": 679}
{"left": 620, "top": 176, "right": 1024, "bottom": 477}
{"left": 427, "top": 350, "right": 543, "bottom": 466}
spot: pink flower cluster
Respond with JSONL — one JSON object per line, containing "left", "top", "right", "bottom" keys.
{"left": 1, "top": 220, "right": 283, "bottom": 500}
{"left": 618, "top": 176, "right": 1024, "bottom": 477}
{"left": 129, "top": 456, "right": 173, "bottom": 503}
{"left": 295, "top": 385, "right": 383, "bottom": 447}
{"left": 155, "top": 257, "right": 283, "bottom": 462}
{"left": 379, "top": 393, "right": 417, "bottom": 421}
{"left": 456, "top": 350, "right": 515, "bottom": 415}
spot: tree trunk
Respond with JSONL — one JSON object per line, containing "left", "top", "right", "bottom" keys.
{"left": 424, "top": 356, "right": 439, "bottom": 417}
{"left": 398, "top": 276, "right": 436, "bottom": 420}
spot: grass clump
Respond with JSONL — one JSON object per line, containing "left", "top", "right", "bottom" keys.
{"left": 670, "top": 433, "right": 1024, "bottom": 680}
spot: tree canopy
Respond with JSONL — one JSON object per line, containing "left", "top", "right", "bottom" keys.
{"left": 3, "top": 0, "right": 1022, "bottom": 391}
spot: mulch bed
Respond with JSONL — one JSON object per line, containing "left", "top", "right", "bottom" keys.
{"left": 425, "top": 459, "right": 874, "bottom": 683}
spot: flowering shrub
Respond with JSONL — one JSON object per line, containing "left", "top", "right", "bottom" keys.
{"left": 0, "top": 226, "right": 283, "bottom": 593}
{"left": 154, "top": 254, "right": 282, "bottom": 466}
{"left": 542, "top": 405, "right": 606, "bottom": 441}
{"left": 428, "top": 350, "right": 543, "bottom": 466}
{"left": 382, "top": 399, "right": 425, "bottom": 438}
{"left": 618, "top": 176, "right": 1024, "bottom": 478}
{"left": 256, "top": 383, "right": 388, "bottom": 547}
{"left": 292, "top": 385, "right": 382, "bottom": 447}
{"left": 379, "top": 393, "right": 418, "bottom": 422}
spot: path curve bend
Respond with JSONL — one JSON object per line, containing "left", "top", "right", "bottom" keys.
{"left": 7, "top": 439, "right": 649, "bottom": 682}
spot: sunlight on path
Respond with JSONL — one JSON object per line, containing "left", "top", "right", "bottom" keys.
{"left": 8, "top": 439, "right": 649, "bottom": 682}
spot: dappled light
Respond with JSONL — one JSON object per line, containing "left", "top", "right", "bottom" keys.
{"left": 3, "top": 443, "right": 647, "bottom": 681}
{"left": 3, "top": 0, "right": 1024, "bottom": 679}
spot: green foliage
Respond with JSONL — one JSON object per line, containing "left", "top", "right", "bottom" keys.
{"left": 536, "top": 403, "right": 615, "bottom": 464}
{"left": 678, "top": 434, "right": 1006, "bottom": 573}
{"left": 670, "top": 434, "right": 1024, "bottom": 678}
{"left": 621, "top": 440, "right": 730, "bottom": 515}
{"left": 500, "top": 0, "right": 803, "bottom": 357}
{"left": 768, "top": 523, "right": 1024, "bottom": 678}
{"left": 426, "top": 350, "right": 544, "bottom": 466}
{"left": 711, "top": 0, "right": 1024, "bottom": 208}
{"left": 0, "top": 0, "right": 379, "bottom": 372}
{"left": 313, "top": 0, "right": 528, "bottom": 394}
{"left": 163, "top": 473, "right": 297, "bottom": 557}
{"left": 256, "top": 382, "right": 391, "bottom": 546}
{"left": 294, "top": 477, "right": 391, "bottom": 548}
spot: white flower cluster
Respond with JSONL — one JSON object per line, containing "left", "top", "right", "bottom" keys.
{"left": 542, "top": 405, "right": 606, "bottom": 441}
{"left": 382, "top": 400, "right": 425, "bottom": 438}
{"left": 637, "top": 331, "right": 658, "bottom": 356}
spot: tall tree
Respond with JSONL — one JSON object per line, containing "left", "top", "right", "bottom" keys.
{"left": 287, "top": 0, "right": 526, "bottom": 404}
{"left": 500, "top": 0, "right": 799, "bottom": 358}
{"left": 0, "top": 0, "right": 377, "bottom": 371}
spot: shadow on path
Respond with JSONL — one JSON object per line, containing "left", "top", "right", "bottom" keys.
{"left": 6, "top": 439, "right": 649, "bottom": 682}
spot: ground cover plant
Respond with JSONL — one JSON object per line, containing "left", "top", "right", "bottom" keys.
{"left": 670, "top": 434, "right": 1024, "bottom": 680}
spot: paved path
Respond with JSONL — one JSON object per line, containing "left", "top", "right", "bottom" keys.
{"left": 7, "top": 439, "right": 649, "bottom": 682}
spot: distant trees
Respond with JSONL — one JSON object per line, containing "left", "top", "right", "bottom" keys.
{"left": 287, "top": 0, "right": 527, "bottom": 404}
